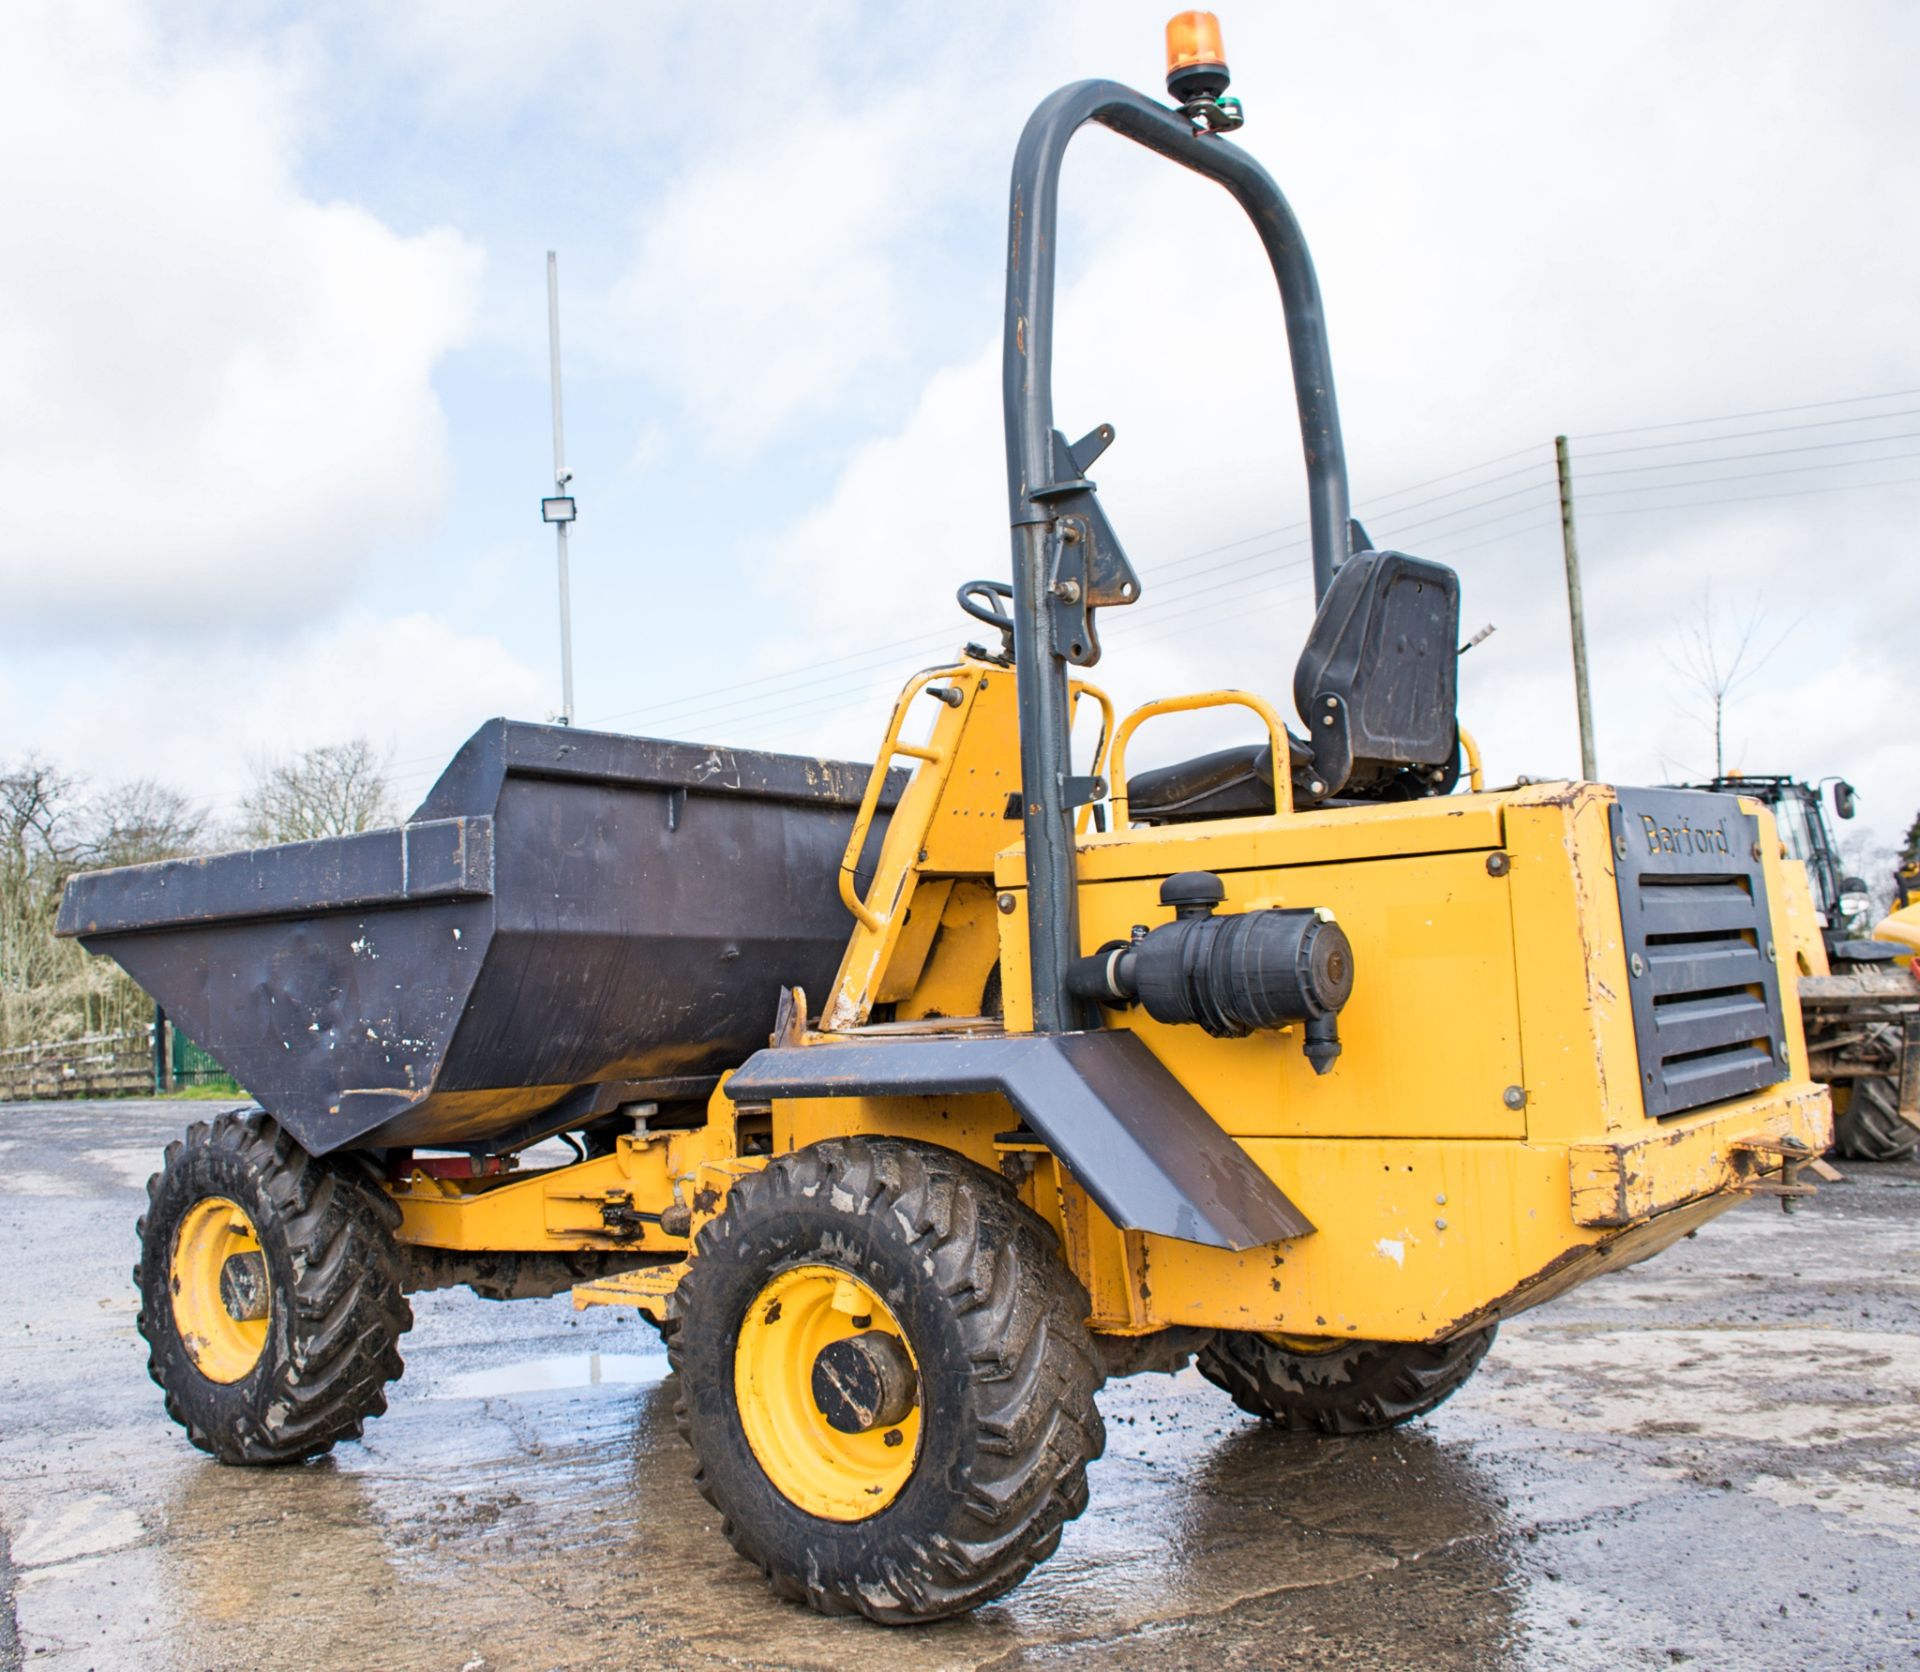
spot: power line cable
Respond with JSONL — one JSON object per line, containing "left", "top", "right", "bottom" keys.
{"left": 1348, "top": 442, "right": 1543, "bottom": 506}
{"left": 1349, "top": 456, "right": 1553, "bottom": 525}
{"left": 1404, "top": 497, "right": 1565, "bottom": 551}
{"left": 1369, "top": 474, "right": 1561, "bottom": 539}
{"left": 1577, "top": 449, "right": 1920, "bottom": 501}
{"left": 1570, "top": 385, "right": 1920, "bottom": 442}
{"left": 409, "top": 391, "right": 1920, "bottom": 759}
{"left": 1575, "top": 406, "right": 1920, "bottom": 459}
{"left": 1104, "top": 563, "right": 1313, "bottom": 643}
{"left": 1145, "top": 441, "right": 1546, "bottom": 581}
{"left": 581, "top": 447, "right": 1565, "bottom": 738}
{"left": 1423, "top": 515, "right": 1565, "bottom": 561}
{"left": 588, "top": 620, "right": 960, "bottom": 730}
{"left": 1575, "top": 430, "right": 1920, "bottom": 478}
{"left": 1581, "top": 472, "right": 1920, "bottom": 518}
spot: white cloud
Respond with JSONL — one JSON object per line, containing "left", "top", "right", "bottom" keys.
{"left": 728, "top": 2, "right": 1920, "bottom": 830}
{"left": 0, "top": 609, "right": 547, "bottom": 824}
{"left": 7, "top": 0, "right": 1916, "bottom": 856}
{"left": 0, "top": 0, "right": 482, "bottom": 633}
{"left": 608, "top": 102, "right": 915, "bottom": 450}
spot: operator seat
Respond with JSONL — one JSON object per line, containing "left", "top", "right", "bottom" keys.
{"left": 1128, "top": 549, "right": 1462, "bottom": 823}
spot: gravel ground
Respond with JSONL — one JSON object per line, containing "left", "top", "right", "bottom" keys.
{"left": 1, "top": 1099, "right": 1916, "bottom": 1671}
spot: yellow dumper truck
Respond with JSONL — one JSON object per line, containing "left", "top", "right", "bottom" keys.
{"left": 59, "top": 13, "right": 1829, "bottom": 1624}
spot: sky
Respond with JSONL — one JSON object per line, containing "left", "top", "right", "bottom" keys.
{"left": 3, "top": 0, "right": 1917, "bottom": 879}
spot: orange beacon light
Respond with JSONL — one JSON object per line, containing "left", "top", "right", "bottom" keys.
{"left": 1165, "top": 11, "right": 1230, "bottom": 101}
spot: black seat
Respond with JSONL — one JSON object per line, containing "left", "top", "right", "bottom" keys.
{"left": 1293, "top": 549, "right": 1459, "bottom": 797}
{"left": 1129, "top": 549, "right": 1461, "bottom": 824}
{"left": 1126, "top": 735, "right": 1311, "bottom": 823}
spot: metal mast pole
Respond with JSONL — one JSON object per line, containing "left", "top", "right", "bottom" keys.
{"left": 546, "top": 251, "right": 576, "bottom": 727}
{"left": 1554, "top": 434, "right": 1597, "bottom": 781}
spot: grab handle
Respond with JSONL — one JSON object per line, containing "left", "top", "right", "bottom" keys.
{"left": 838, "top": 667, "right": 961, "bottom": 932}
{"left": 1109, "top": 691, "right": 1294, "bottom": 826}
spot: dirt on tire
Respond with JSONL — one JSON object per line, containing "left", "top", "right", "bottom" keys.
{"left": 135, "top": 1109, "right": 412, "bottom": 1465}
{"left": 669, "top": 1135, "right": 1106, "bottom": 1623}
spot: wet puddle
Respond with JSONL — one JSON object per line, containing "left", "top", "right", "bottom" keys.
{"left": 435, "top": 1350, "right": 668, "bottom": 1399}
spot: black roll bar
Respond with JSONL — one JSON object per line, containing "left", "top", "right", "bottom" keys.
{"left": 1000, "top": 78, "right": 1353, "bottom": 1034}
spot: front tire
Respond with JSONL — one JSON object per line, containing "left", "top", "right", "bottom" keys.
{"left": 135, "top": 1111, "right": 411, "bottom": 1465}
{"left": 670, "top": 1137, "right": 1105, "bottom": 1623}
{"left": 1832, "top": 1077, "right": 1919, "bottom": 1163}
{"left": 1198, "top": 1326, "right": 1495, "bottom": 1435}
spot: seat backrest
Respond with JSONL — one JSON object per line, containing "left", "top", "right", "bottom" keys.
{"left": 1291, "top": 550, "right": 1460, "bottom": 797}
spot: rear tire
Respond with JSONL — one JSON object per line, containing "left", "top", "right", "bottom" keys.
{"left": 135, "top": 1110, "right": 411, "bottom": 1465}
{"left": 670, "top": 1136, "right": 1105, "bottom": 1623}
{"left": 1832, "top": 1077, "right": 1919, "bottom": 1163}
{"left": 1197, "top": 1326, "right": 1495, "bottom": 1435}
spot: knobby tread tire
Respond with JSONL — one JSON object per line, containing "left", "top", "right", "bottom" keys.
{"left": 669, "top": 1136, "right": 1105, "bottom": 1624}
{"left": 1832, "top": 1076, "right": 1919, "bottom": 1163}
{"left": 135, "top": 1109, "right": 412, "bottom": 1465}
{"left": 1197, "top": 1325, "right": 1496, "bottom": 1436}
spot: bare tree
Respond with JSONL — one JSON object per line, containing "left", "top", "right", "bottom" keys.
{"left": 239, "top": 739, "right": 396, "bottom": 846}
{"left": 1, "top": 760, "right": 206, "bottom": 1049}
{"left": 85, "top": 779, "right": 207, "bottom": 869}
{"left": 1668, "top": 589, "right": 1794, "bottom": 778}
{"left": 0, "top": 757, "right": 83, "bottom": 875}
{"left": 1837, "top": 828, "right": 1899, "bottom": 921}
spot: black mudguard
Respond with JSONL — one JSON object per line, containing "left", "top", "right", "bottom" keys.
{"left": 724, "top": 1029, "right": 1313, "bottom": 1252}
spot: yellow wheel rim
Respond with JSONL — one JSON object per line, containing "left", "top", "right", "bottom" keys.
{"left": 734, "top": 1264, "right": 921, "bottom": 1521}
{"left": 170, "top": 1196, "right": 270, "bottom": 1384}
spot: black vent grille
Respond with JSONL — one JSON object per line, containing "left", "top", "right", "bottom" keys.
{"left": 1611, "top": 789, "right": 1787, "bottom": 1119}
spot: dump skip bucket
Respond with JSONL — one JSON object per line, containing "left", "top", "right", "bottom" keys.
{"left": 57, "top": 721, "right": 898, "bottom": 1155}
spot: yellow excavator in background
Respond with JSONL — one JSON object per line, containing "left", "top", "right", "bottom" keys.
{"left": 1675, "top": 774, "right": 1919, "bottom": 1162}
{"left": 1879, "top": 860, "right": 1920, "bottom": 966}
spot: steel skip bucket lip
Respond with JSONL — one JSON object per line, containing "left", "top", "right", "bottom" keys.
{"left": 58, "top": 719, "right": 903, "bottom": 1156}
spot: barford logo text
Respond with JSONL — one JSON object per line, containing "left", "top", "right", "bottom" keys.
{"left": 1639, "top": 813, "right": 1732, "bottom": 858}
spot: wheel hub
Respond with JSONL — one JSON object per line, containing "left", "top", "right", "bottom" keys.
{"left": 218, "top": 1250, "right": 270, "bottom": 1322}
{"left": 811, "top": 1329, "right": 918, "bottom": 1434}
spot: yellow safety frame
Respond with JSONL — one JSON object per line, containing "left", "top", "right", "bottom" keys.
{"left": 1108, "top": 689, "right": 1295, "bottom": 824}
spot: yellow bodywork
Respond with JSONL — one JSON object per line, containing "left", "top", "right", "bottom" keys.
{"left": 1876, "top": 901, "right": 1920, "bottom": 965}
{"left": 387, "top": 651, "right": 1831, "bottom": 1350}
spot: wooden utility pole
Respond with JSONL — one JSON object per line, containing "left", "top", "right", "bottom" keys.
{"left": 1554, "top": 435, "right": 1599, "bottom": 782}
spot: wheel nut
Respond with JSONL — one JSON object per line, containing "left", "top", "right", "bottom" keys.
{"left": 812, "top": 1331, "right": 919, "bottom": 1435}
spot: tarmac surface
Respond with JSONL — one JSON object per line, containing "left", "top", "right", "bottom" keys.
{"left": 1, "top": 1100, "right": 1916, "bottom": 1672}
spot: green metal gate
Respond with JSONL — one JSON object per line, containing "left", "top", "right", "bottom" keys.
{"left": 169, "top": 1027, "right": 236, "bottom": 1091}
